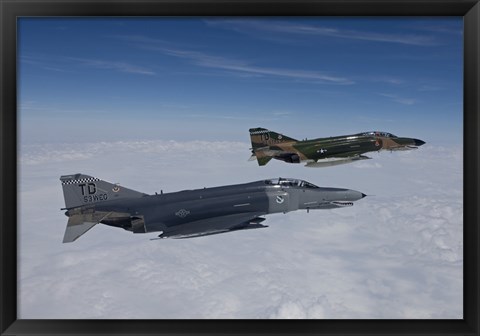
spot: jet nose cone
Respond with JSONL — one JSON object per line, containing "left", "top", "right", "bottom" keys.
{"left": 413, "top": 139, "right": 425, "bottom": 146}
{"left": 349, "top": 190, "right": 366, "bottom": 201}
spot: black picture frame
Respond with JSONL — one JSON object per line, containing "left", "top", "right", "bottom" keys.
{"left": 1, "top": 1, "right": 478, "bottom": 335}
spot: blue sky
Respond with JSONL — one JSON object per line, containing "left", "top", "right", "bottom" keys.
{"left": 18, "top": 17, "right": 463, "bottom": 145}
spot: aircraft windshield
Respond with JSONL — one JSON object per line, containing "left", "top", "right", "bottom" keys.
{"left": 363, "top": 131, "right": 397, "bottom": 138}
{"left": 264, "top": 178, "right": 318, "bottom": 188}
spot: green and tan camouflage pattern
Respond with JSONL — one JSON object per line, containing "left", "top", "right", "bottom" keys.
{"left": 249, "top": 128, "right": 425, "bottom": 167}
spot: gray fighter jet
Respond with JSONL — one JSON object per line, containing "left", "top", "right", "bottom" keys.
{"left": 60, "top": 174, "right": 366, "bottom": 242}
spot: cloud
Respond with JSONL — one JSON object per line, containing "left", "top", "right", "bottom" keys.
{"left": 19, "top": 140, "right": 247, "bottom": 167}
{"left": 379, "top": 93, "right": 417, "bottom": 105}
{"left": 18, "top": 140, "right": 462, "bottom": 318}
{"left": 205, "top": 20, "right": 440, "bottom": 46}
{"left": 271, "top": 111, "right": 292, "bottom": 117}
{"left": 118, "top": 35, "right": 354, "bottom": 85}
{"left": 352, "top": 161, "right": 383, "bottom": 169}
{"left": 21, "top": 54, "right": 155, "bottom": 76}
{"left": 68, "top": 57, "right": 156, "bottom": 75}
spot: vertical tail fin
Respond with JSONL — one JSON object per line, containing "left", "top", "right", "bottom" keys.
{"left": 60, "top": 173, "right": 146, "bottom": 209}
{"left": 249, "top": 127, "right": 297, "bottom": 149}
{"left": 60, "top": 174, "right": 147, "bottom": 243}
{"left": 248, "top": 128, "right": 297, "bottom": 166}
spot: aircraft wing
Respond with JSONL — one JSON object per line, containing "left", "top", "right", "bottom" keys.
{"left": 157, "top": 213, "right": 267, "bottom": 239}
{"left": 325, "top": 152, "right": 371, "bottom": 159}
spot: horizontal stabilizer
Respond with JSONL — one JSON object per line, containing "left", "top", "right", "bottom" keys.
{"left": 257, "top": 156, "right": 272, "bottom": 166}
{"left": 63, "top": 220, "right": 96, "bottom": 243}
{"left": 63, "top": 211, "right": 112, "bottom": 243}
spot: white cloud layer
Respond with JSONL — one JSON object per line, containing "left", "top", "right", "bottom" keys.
{"left": 18, "top": 140, "right": 462, "bottom": 319}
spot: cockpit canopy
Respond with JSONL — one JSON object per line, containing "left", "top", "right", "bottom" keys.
{"left": 362, "top": 131, "right": 397, "bottom": 138}
{"left": 264, "top": 177, "right": 319, "bottom": 188}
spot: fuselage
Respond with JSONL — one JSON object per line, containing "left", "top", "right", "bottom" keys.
{"left": 255, "top": 131, "right": 425, "bottom": 166}
{"left": 91, "top": 178, "right": 365, "bottom": 236}
{"left": 294, "top": 131, "right": 422, "bottom": 158}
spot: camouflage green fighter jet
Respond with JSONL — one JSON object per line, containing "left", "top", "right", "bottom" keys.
{"left": 249, "top": 128, "right": 425, "bottom": 167}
